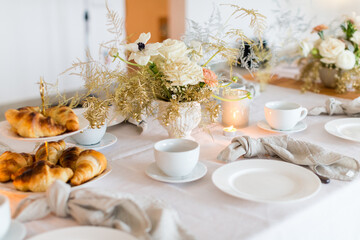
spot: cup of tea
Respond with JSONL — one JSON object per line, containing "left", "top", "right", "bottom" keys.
{"left": 154, "top": 139, "right": 200, "bottom": 177}
{"left": 0, "top": 194, "right": 11, "bottom": 239}
{"left": 264, "top": 101, "right": 308, "bottom": 130}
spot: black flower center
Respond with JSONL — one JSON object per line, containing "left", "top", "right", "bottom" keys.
{"left": 137, "top": 42, "right": 145, "bottom": 51}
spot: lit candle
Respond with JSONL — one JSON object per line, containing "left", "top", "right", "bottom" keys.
{"left": 221, "top": 90, "right": 250, "bottom": 128}
{"left": 223, "top": 125, "right": 237, "bottom": 137}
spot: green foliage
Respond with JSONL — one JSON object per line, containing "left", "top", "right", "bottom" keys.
{"left": 341, "top": 20, "right": 357, "bottom": 41}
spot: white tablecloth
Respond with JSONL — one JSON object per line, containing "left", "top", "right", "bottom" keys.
{"left": 2, "top": 85, "right": 360, "bottom": 240}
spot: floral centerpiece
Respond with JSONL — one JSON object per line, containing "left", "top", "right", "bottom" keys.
{"left": 63, "top": 4, "right": 264, "bottom": 138}
{"left": 298, "top": 13, "right": 360, "bottom": 93}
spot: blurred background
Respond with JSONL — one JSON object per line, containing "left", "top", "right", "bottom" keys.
{"left": 1, "top": 0, "right": 360, "bottom": 118}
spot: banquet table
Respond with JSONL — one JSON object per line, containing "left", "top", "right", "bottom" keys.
{"left": 1, "top": 84, "right": 360, "bottom": 240}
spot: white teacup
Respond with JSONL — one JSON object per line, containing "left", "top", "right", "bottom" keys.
{"left": 0, "top": 195, "right": 11, "bottom": 239}
{"left": 71, "top": 123, "right": 107, "bottom": 146}
{"left": 154, "top": 139, "right": 200, "bottom": 177}
{"left": 264, "top": 101, "right": 308, "bottom": 130}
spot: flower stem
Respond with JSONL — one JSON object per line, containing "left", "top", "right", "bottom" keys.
{"left": 202, "top": 49, "right": 222, "bottom": 67}
{"left": 113, "top": 53, "right": 142, "bottom": 67}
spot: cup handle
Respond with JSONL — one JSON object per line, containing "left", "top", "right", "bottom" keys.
{"left": 299, "top": 107, "right": 308, "bottom": 122}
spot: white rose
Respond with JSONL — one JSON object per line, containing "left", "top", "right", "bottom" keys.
{"left": 158, "top": 58, "right": 203, "bottom": 86}
{"left": 319, "top": 38, "right": 345, "bottom": 64}
{"left": 350, "top": 31, "right": 360, "bottom": 45}
{"left": 299, "top": 39, "right": 313, "bottom": 57}
{"left": 158, "top": 39, "right": 189, "bottom": 60}
{"left": 336, "top": 50, "right": 356, "bottom": 70}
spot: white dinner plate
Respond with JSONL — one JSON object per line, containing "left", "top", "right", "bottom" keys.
{"left": 65, "top": 133, "right": 117, "bottom": 151}
{"left": 0, "top": 164, "right": 112, "bottom": 195}
{"left": 0, "top": 112, "right": 89, "bottom": 142}
{"left": 212, "top": 159, "right": 321, "bottom": 203}
{"left": 1, "top": 220, "right": 26, "bottom": 240}
{"left": 27, "top": 226, "right": 137, "bottom": 240}
{"left": 324, "top": 118, "right": 360, "bottom": 143}
{"left": 257, "top": 120, "right": 307, "bottom": 134}
{"left": 146, "top": 162, "right": 207, "bottom": 183}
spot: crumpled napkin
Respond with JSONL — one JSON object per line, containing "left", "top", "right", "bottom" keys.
{"left": 13, "top": 181, "right": 194, "bottom": 240}
{"left": 217, "top": 135, "right": 360, "bottom": 181}
{"left": 308, "top": 97, "right": 360, "bottom": 116}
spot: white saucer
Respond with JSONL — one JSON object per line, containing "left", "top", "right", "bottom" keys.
{"left": 257, "top": 121, "right": 307, "bottom": 134}
{"left": 65, "top": 133, "right": 117, "bottom": 150}
{"left": 145, "top": 162, "right": 207, "bottom": 183}
{"left": 1, "top": 220, "right": 26, "bottom": 240}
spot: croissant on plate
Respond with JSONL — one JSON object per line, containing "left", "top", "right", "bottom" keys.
{"left": 0, "top": 151, "right": 34, "bottom": 182}
{"left": 46, "top": 106, "right": 79, "bottom": 132}
{"left": 13, "top": 160, "right": 73, "bottom": 192}
{"left": 35, "top": 140, "right": 66, "bottom": 164}
{"left": 5, "top": 108, "right": 66, "bottom": 138}
{"left": 59, "top": 146, "right": 83, "bottom": 171}
{"left": 71, "top": 149, "right": 107, "bottom": 186}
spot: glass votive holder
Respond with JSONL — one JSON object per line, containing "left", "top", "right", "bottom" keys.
{"left": 221, "top": 89, "right": 251, "bottom": 128}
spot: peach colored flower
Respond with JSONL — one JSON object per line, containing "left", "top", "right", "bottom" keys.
{"left": 202, "top": 68, "right": 218, "bottom": 87}
{"left": 311, "top": 24, "right": 328, "bottom": 33}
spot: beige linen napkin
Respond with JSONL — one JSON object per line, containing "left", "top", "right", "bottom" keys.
{"left": 217, "top": 135, "right": 360, "bottom": 181}
{"left": 13, "top": 181, "right": 194, "bottom": 240}
{"left": 308, "top": 97, "right": 360, "bottom": 116}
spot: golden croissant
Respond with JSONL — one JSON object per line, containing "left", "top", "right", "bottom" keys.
{"left": 46, "top": 106, "right": 79, "bottom": 132}
{"left": 13, "top": 160, "right": 73, "bottom": 192}
{"left": 71, "top": 149, "right": 107, "bottom": 186}
{"left": 5, "top": 108, "right": 66, "bottom": 138}
{"left": 59, "top": 146, "right": 83, "bottom": 171}
{"left": 35, "top": 140, "right": 67, "bottom": 164}
{"left": 0, "top": 151, "right": 33, "bottom": 182}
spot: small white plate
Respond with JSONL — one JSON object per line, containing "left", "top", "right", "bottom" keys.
{"left": 324, "top": 118, "right": 360, "bottom": 143}
{"left": 212, "top": 159, "right": 321, "bottom": 203}
{"left": 1, "top": 220, "right": 26, "bottom": 240}
{"left": 257, "top": 120, "right": 307, "bottom": 134}
{"left": 0, "top": 113, "right": 89, "bottom": 142}
{"left": 65, "top": 133, "right": 117, "bottom": 151}
{"left": 27, "top": 226, "right": 137, "bottom": 240}
{"left": 0, "top": 164, "right": 112, "bottom": 195}
{"left": 146, "top": 162, "right": 207, "bottom": 183}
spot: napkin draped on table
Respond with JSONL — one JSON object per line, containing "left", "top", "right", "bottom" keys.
{"left": 13, "top": 181, "right": 194, "bottom": 240}
{"left": 217, "top": 135, "right": 360, "bottom": 181}
{"left": 308, "top": 97, "right": 360, "bottom": 116}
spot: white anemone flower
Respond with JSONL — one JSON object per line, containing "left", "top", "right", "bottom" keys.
{"left": 125, "top": 32, "right": 161, "bottom": 65}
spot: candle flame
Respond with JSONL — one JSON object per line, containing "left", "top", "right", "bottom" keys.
{"left": 224, "top": 125, "right": 236, "bottom": 132}
{"left": 44, "top": 141, "right": 49, "bottom": 161}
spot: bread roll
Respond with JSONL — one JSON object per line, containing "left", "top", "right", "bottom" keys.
{"left": 46, "top": 106, "right": 79, "bottom": 132}
{"left": 0, "top": 151, "right": 33, "bottom": 182}
{"left": 35, "top": 140, "right": 66, "bottom": 165}
{"left": 5, "top": 108, "right": 66, "bottom": 138}
{"left": 13, "top": 160, "right": 73, "bottom": 192}
{"left": 70, "top": 150, "right": 107, "bottom": 186}
{"left": 59, "top": 146, "right": 83, "bottom": 171}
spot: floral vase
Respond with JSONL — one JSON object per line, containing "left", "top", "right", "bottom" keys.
{"left": 319, "top": 67, "right": 339, "bottom": 88}
{"left": 157, "top": 101, "right": 201, "bottom": 139}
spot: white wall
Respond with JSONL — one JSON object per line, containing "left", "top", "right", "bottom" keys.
{"left": 0, "top": 0, "right": 125, "bottom": 107}
{"left": 185, "top": 0, "right": 360, "bottom": 45}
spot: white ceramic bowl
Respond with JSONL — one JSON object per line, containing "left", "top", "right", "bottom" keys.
{"left": 154, "top": 139, "right": 200, "bottom": 177}
{"left": 71, "top": 123, "right": 107, "bottom": 146}
{"left": 0, "top": 195, "right": 10, "bottom": 239}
